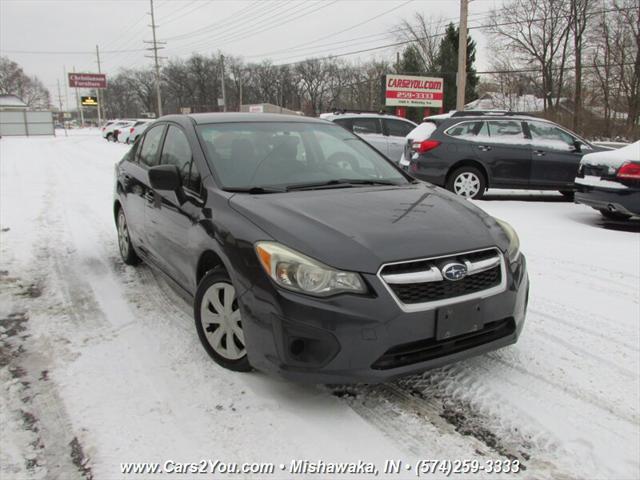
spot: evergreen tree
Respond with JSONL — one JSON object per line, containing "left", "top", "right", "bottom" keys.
{"left": 433, "top": 23, "right": 479, "bottom": 111}
{"left": 396, "top": 45, "right": 425, "bottom": 74}
{"left": 394, "top": 45, "right": 427, "bottom": 122}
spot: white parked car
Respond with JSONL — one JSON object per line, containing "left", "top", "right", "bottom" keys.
{"left": 320, "top": 111, "right": 416, "bottom": 162}
{"left": 125, "top": 120, "right": 152, "bottom": 144}
{"left": 102, "top": 120, "right": 133, "bottom": 142}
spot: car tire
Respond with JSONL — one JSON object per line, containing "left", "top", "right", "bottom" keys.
{"left": 194, "top": 268, "right": 251, "bottom": 372}
{"left": 559, "top": 190, "right": 575, "bottom": 200}
{"left": 106, "top": 132, "right": 113, "bottom": 142}
{"left": 447, "top": 166, "right": 486, "bottom": 199}
{"left": 599, "top": 209, "right": 631, "bottom": 221}
{"left": 116, "top": 207, "right": 141, "bottom": 265}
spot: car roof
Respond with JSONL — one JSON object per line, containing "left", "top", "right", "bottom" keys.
{"left": 321, "top": 112, "right": 414, "bottom": 123}
{"left": 166, "top": 112, "right": 328, "bottom": 125}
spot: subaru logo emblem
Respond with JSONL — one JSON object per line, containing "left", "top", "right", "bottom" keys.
{"left": 442, "top": 262, "right": 467, "bottom": 281}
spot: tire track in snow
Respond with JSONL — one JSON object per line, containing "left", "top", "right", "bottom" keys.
{"left": 0, "top": 145, "right": 96, "bottom": 480}
{"left": 528, "top": 307, "right": 638, "bottom": 354}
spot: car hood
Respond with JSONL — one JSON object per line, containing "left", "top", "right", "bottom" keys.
{"left": 230, "top": 183, "right": 509, "bottom": 274}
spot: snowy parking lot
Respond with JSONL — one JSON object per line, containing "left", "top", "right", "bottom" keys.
{"left": 1, "top": 131, "right": 639, "bottom": 479}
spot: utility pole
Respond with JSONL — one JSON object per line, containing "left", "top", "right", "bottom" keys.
{"left": 456, "top": 0, "right": 469, "bottom": 111}
{"left": 63, "top": 65, "right": 70, "bottom": 111}
{"left": 238, "top": 70, "right": 243, "bottom": 112}
{"left": 73, "top": 66, "right": 85, "bottom": 127}
{"left": 145, "top": 0, "right": 165, "bottom": 117}
{"left": 95, "top": 45, "right": 104, "bottom": 125}
{"left": 57, "top": 80, "right": 68, "bottom": 136}
{"left": 220, "top": 54, "right": 227, "bottom": 112}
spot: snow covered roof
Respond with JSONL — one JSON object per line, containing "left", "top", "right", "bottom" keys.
{"left": 464, "top": 93, "right": 566, "bottom": 113}
{"left": 0, "top": 94, "right": 28, "bottom": 109}
{"left": 580, "top": 141, "right": 640, "bottom": 169}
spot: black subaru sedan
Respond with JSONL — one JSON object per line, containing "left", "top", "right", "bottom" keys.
{"left": 113, "top": 113, "right": 528, "bottom": 383}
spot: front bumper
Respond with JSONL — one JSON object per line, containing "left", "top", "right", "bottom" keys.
{"left": 574, "top": 181, "right": 640, "bottom": 217}
{"left": 240, "top": 253, "right": 528, "bottom": 384}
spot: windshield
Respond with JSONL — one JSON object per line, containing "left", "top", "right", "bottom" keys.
{"left": 196, "top": 122, "right": 408, "bottom": 190}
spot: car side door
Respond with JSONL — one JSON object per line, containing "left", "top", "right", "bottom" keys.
{"left": 118, "top": 123, "right": 166, "bottom": 254}
{"left": 384, "top": 118, "right": 416, "bottom": 163}
{"left": 472, "top": 120, "right": 531, "bottom": 187}
{"left": 144, "top": 124, "right": 204, "bottom": 288}
{"left": 526, "top": 120, "right": 586, "bottom": 188}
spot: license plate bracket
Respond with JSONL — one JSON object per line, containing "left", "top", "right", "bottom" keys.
{"left": 436, "top": 301, "right": 485, "bottom": 341}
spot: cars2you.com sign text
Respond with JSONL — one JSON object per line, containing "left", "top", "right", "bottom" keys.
{"left": 385, "top": 74, "right": 444, "bottom": 108}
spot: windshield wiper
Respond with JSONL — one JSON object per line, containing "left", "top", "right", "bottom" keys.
{"left": 225, "top": 186, "right": 286, "bottom": 194}
{"left": 286, "top": 179, "right": 400, "bottom": 191}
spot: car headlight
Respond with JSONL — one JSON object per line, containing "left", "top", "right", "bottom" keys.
{"left": 255, "top": 241, "right": 366, "bottom": 296}
{"left": 494, "top": 218, "right": 520, "bottom": 262}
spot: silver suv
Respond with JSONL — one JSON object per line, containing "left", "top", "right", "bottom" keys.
{"left": 320, "top": 111, "right": 416, "bottom": 162}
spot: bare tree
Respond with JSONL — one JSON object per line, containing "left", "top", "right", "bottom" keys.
{"left": 488, "top": 0, "right": 573, "bottom": 114}
{"left": 395, "top": 13, "right": 444, "bottom": 72}
{"left": 568, "top": 0, "right": 595, "bottom": 133}
{"left": 0, "top": 56, "right": 50, "bottom": 109}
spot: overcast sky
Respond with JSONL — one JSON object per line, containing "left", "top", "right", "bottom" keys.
{"left": 1, "top": 0, "right": 503, "bottom": 110}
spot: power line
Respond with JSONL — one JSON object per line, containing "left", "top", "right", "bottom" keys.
{"left": 245, "top": 9, "right": 490, "bottom": 60}
{"left": 2, "top": 48, "right": 146, "bottom": 55}
{"left": 244, "top": 0, "right": 415, "bottom": 59}
{"left": 269, "top": 6, "right": 634, "bottom": 66}
{"left": 156, "top": 0, "right": 213, "bottom": 26}
{"left": 163, "top": 0, "right": 277, "bottom": 43}
{"left": 167, "top": 1, "right": 315, "bottom": 54}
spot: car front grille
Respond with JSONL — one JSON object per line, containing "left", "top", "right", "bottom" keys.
{"left": 389, "top": 267, "right": 501, "bottom": 304}
{"left": 379, "top": 248, "right": 505, "bottom": 310}
{"left": 371, "top": 318, "right": 515, "bottom": 370}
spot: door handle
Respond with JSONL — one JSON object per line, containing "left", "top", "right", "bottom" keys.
{"left": 478, "top": 145, "right": 492, "bottom": 152}
{"left": 144, "top": 191, "right": 155, "bottom": 203}
{"left": 533, "top": 150, "right": 546, "bottom": 156}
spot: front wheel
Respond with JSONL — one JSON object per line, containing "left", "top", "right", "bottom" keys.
{"left": 446, "top": 166, "right": 486, "bottom": 199}
{"left": 194, "top": 268, "right": 251, "bottom": 372}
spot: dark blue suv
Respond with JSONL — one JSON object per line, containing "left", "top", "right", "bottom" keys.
{"left": 403, "top": 111, "right": 605, "bottom": 199}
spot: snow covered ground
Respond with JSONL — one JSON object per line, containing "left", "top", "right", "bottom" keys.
{"left": 1, "top": 131, "right": 638, "bottom": 480}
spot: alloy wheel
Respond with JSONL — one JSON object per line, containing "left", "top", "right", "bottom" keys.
{"left": 453, "top": 172, "right": 481, "bottom": 198}
{"left": 200, "top": 282, "right": 246, "bottom": 360}
{"left": 117, "top": 211, "right": 130, "bottom": 258}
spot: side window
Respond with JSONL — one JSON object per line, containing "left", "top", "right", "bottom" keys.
{"left": 161, "top": 126, "right": 201, "bottom": 193}
{"left": 352, "top": 118, "right": 381, "bottom": 135}
{"left": 138, "top": 125, "right": 166, "bottom": 167}
{"left": 125, "top": 139, "right": 140, "bottom": 163}
{"left": 386, "top": 119, "right": 415, "bottom": 137}
{"left": 447, "top": 121, "right": 482, "bottom": 138}
{"left": 333, "top": 118, "right": 350, "bottom": 131}
{"left": 528, "top": 121, "right": 575, "bottom": 150}
{"left": 486, "top": 121, "right": 525, "bottom": 142}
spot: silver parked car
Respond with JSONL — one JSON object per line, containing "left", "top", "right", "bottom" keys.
{"left": 320, "top": 111, "right": 416, "bottom": 162}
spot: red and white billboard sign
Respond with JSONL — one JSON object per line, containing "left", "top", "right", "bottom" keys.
{"left": 385, "top": 74, "right": 443, "bottom": 108}
{"left": 68, "top": 73, "right": 107, "bottom": 89}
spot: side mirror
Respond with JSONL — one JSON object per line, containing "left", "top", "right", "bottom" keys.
{"left": 149, "top": 164, "right": 181, "bottom": 191}
{"left": 573, "top": 140, "right": 583, "bottom": 152}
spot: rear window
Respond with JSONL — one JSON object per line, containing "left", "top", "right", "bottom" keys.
{"left": 407, "top": 121, "right": 438, "bottom": 141}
